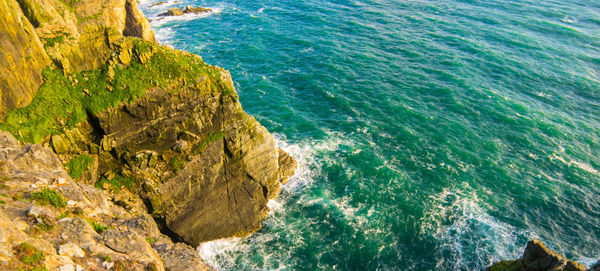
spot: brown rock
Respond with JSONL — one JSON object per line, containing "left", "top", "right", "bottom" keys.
{"left": 0, "top": 0, "right": 51, "bottom": 116}
{"left": 159, "top": 7, "right": 184, "bottom": 16}
{"left": 183, "top": 6, "right": 212, "bottom": 14}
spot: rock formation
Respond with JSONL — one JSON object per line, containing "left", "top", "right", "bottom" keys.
{"left": 487, "top": 239, "right": 592, "bottom": 271}
{"left": 0, "top": 0, "right": 297, "bottom": 269}
{"left": 159, "top": 6, "right": 212, "bottom": 17}
{"left": 0, "top": 0, "right": 156, "bottom": 116}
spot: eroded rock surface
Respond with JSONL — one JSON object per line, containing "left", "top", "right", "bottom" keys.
{"left": 487, "top": 239, "right": 591, "bottom": 271}
{"left": 0, "top": 131, "right": 212, "bottom": 270}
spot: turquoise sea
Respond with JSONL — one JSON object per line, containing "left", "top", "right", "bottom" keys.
{"left": 140, "top": 0, "right": 600, "bottom": 270}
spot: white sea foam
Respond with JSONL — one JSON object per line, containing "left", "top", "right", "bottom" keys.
{"left": 549, "top": 152, "right": 599, "bottom": 176}
{"left": 421, "top": 186, "right": 536, "bottom": 270}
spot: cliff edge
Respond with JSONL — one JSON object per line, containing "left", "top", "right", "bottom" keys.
{"left": 0, "top": 0, "right": 297, "bottom": 269}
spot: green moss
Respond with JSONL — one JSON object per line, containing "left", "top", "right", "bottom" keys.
{"left": 169, "top": 157, "right": 185, "bottom": 173}
{"left": 88, "top": 220, "right": 108, "bottom": 234}
{"left": 488, "top": 260, "right": 522, "bottom": 271}
{"left": 66, "top": 154, "right": 93, "bottom": 179}
{"left": 94, "top": 174, "right": 132, "bottom": 190}
{"left": 0, "top": 200, "right": 5, "bottom": 204}
{"left": 31, "top": 188, "right": 66, "bottom": 208}
{"left": 15, "top": 242, "right": 45, "bottom": 265}
{"left": 145, "top": 237, "right": 158, "bottom": 244}
{"left": 192, "top": 132, "right": 225, "bottom": 155}
{"left": 0, "top": 39, "right": 227, "bottom": 144}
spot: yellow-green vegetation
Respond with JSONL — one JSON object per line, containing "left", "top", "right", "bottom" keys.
{"left": 192, "top": 132, "right": 225, "bottom": 155}
{"left": 65, "top": 154, "right": 94, "bottom": 179}
{"left": 15, "top": 242, "right": 45, "bottom": 266}
{"left": 169, "top": 157, "right": 185, "bottom": 173}
{"left": 0, "top": 39, "right": 232, "bottom": 143}
{"left": 88, "top": 220, "right": 108, "bottom": 234}
{"left": 31, "top": 188, "right": 66, "bottom": 208}
{"left": 94, "top": 173, "right": 132, "bottom": 190}
{"left": 145, "top": 237, "right": 158, "bottom": 244}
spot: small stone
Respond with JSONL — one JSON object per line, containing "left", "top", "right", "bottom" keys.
{"left": 58, "top": 243, "right": 85, "bottom": 258}
{"left": 102, "top": 261, "right": 114, "bottom": 269}
{"left": 59, "top": 264, "right": 75, "bottom": 271}
{"left": 56, "top": 178, "right": 67, "bottom": 185}
{"left": 28, "top": 206, "right": 44, "bottom": 218}
{"left": 67, "top": 200, "right": 76, "bottom": 207}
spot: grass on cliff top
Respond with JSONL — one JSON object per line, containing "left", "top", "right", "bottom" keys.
{"left": 0, "top": 39, "right": 233, "bottom": 143}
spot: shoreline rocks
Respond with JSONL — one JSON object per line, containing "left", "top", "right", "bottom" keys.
{"left": 487, "top": 239, "right": 595, "bottom": 271}
{"left": 158, "top": 6, "right": 213, "bottom": 17}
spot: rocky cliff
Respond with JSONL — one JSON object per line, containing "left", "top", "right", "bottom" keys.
{"left": 487, "top": 239, "right": 599, "bottom": 271}
{"left": 0, "top": 0, "right": 155, "bottom": 116}
{"left": 0, "top": 0, "right": 297, "bottom": 269}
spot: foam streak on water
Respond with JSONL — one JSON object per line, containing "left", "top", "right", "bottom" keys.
{"left": 140, "top": 0, "right": 600, "bottom": 269}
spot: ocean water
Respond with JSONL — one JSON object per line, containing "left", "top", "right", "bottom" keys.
{"left": 139, "top": 0, "right": 600, "bottom": 270}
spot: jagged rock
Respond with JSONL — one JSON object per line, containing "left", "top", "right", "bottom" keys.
{"left": 184, "top": 6, "right": 212, "bottom": 14}
{"left": 487, "top": 239, "right": 589, "bottom": 271}
{"left": 96, "top": 75, "right": 297, "bottom": 244}
{"left": 278, "top": 148, "right": 297, "bottom": 184}
{"left": 159, "top": 7, "right": 184, "bottom": 16}
{"left": 158, "top": 6, "right": 212, "bottom": 17}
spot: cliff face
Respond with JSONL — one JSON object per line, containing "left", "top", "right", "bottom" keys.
{"left": 0, "top": 0, "right": 51, "bottom": 115}
{"left": 0, "top": 0, "right": 156, "bottom": 116}
{"left": 0, "top": 0, "right": 297, "bottom": 268}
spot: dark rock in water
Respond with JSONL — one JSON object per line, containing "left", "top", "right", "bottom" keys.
{"left": 158, "top": 6, "right": 212, "bottom": 17}
{"left": 159, "top": 7, "right": 184, "bottom": 16}
{"left": 487, "top": 239, "right": 591, "bottom": 271}
{"left": 149, "top": 1, "right": 167, "bottom": 8}
{"left": 184, "top": 5, "right": 212, "bottom": 14}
